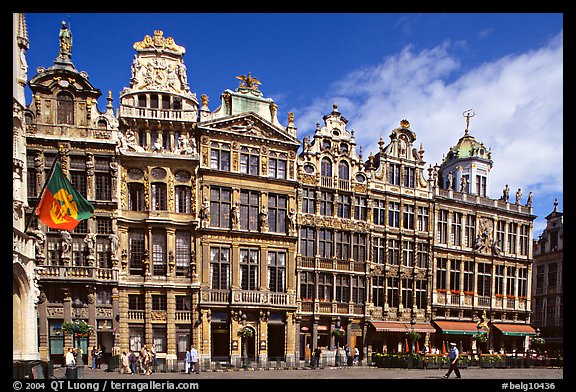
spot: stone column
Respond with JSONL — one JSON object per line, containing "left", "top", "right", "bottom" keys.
{"left": 166, "top": 289, "right": 177, "bottom": 366}
{"left": 117, "top": 288, "right": 129, "bottom": 353}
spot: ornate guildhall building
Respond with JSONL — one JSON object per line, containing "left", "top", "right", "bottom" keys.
{"left": 14, "top": 16, "right": 538, "bottom": 367}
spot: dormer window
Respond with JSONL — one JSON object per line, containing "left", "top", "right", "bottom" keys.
{"left": 57, "top": 92, "right": 74, "bottom": 125}
{"left": 138, "top": 94, "right": 146, "bottom": 108}
{"left": 340, "top": 143, "right": 349, "bottom": 154}
{"left": 322, "top": 139, "right": 331, "bottom": 151}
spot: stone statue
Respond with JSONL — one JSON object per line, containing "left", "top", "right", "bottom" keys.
{"left": 130, "top": 55, "right": 141, "bottom": 85}
{"left": 108, "top": 232, "right": 119, "bottom": 258}
{"left": 231, "top": 201, "right": 240, "bottom": 227}
{"left": 447, "top": 172, "right": 454, "bottom": 190}
{"left": 492, "top": 239, "right": 502, "bottom": 257}
{"left": 60, "top": 230, "right": 72, "bottom": 256}
{"left": 502, "top": 184, "right": 510, "bottom": 202}
{"left": 259, "top": 206, "right": 268, "bottom": 229}
{"left": 460, "top": 176, "right": 468, "bottom": 193}
{"left": 526, "top": 191, "right": 533, "bottom": 207}
{"left": 515, "top": 188, "right": 522, "bottom": 205}
{"left": 84, "top": 228, "right": 97, "bottom": 257}
{"left": 199, "top": 197, "right": 210, "bottom": 227}
{"left": 59, "top": 21, "right": 72, "bottom": 55}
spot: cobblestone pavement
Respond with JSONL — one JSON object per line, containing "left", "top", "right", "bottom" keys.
{"left": 54, "top": 365, "right": 563, "bottom": 380}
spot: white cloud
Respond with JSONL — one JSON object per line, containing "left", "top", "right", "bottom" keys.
{"left": 294, "top": 31, "right": 563, "bottom": 226}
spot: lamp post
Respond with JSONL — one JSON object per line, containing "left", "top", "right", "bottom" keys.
{"left": 410, "top": 318, "right": 416, "bottom": 354}
{"left": 241, "top": 313, "right": 248, "bottom": 369}
{"left": 72, "top": 298, "right": 85, "bottom": 366}
{"left": 335, "top": 317, "right": 341, "bottom": 367}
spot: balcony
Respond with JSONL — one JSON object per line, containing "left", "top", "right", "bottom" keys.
{"left": 200, "top": 289, "right": 296, "bottom": 308}
{"left": 297, "top": 300, "right": 364, "bottom": 316}
{"left": 119, "top": 105, "right": 197, "bottom": 122}
{"left": 36, "top": 266, "right": 118, "bottom": 282}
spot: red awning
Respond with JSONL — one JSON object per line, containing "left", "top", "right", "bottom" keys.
{"left": 433, "top": 320, "right": 480, "bottom": 335}
{"left": 492, "top": 323, "right": 537, "bottom": 337}
{"left": 370, "top": 321, "right": 435, "bottom": 333}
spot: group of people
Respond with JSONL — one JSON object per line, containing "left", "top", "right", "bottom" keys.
{"left": 119, "top": 345, "right": 157, "bottom": 375}
{"left": 184, "top": 345, "right": 200, "bottom": 374}
{"left": 344, "top": 345, "right": 360, "bottom": 366}
{"left": 90, "top": 346, "right": 103, "bottom": 369}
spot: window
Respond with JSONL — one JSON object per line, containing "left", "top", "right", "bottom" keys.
{"left": 318, "top": 273, "right": 332, "bottom": 301}
{"left": 97, "top": 289, "right": 111, "bottom": 305}
{"left": 318, "top": 228, "right": 333, "bottom": 259}
{"left": 464, "top": 261, "right": 474, "bottom": 293}
{"left": 240, "top": 190, "right": 259, "bottom": 231}
{"left": 415, "top": 242, "right": 428, "bottom": 268}
{"left": 162, "top": 95, "right": 170, "bottom": 110}
{"left": 351, "top": 276, "right": 365, "bottom": 304}
{"left": 335, "top": 231, "right": 350, "bottom": 260}
{"left": 519, "top": 225, "right": 530, "bottom": 255}
{"left": 335, "top": 275, "right": 350, "bottom": 303}
{"left": 494, "top": 265, "right": 504, "bottom": 296}
{"left": 321, "top": 157, "right": 332, "bottom": 177}
{"left": 210, "top": 142, "right": 231, "bottom": 171}
{"left": 437, "top": 209, "right": 448, "bottom": 244}
{"left": 387, "top": 277, "right": 399, "bottom": 308}
{"left": 175, "top": 231, "right": 191, "bottom": 277}
{"left": 353, "top": 233, "right": 366, "bottom": 262}
{"left": 176, "top": 296, "right": 191, "bottom": 311}
{"left": 476, "top": 175, "right": 487, "bottom": 197}
{"left": 372, "top": 276, "right": 385, "bottom": 307}
{"left": 152, "top": 326, "right": 166, "bottom": 353}
{"left": 372, "top": 237, "right": 385, "bottom": 264}
{"left": 152, "top": 230, "right": 166, "bottom": 276}
{"left": 151, "top": 183, "right": 167, "bottom": 211}
{"left": 415, "top": 280, "right": 427, "bottom": 309}
{"left": 401, "top": 278, "right": 412, "bottom": 308}
{"left": 536, "top": 265, "right": 545, "bottom": 290}
{"left": 302, "top": 188, "right": 315, "bottom": 214}
{"left": 547, "top": 263, "right": 558, "bottom": 288}
{"left": 389, "top": 164, "right": 400, "bottom": 185}
{"left": 452, "top": 212, "right": 462, "bottom": 246}
{"left": 496, "top": 221, "right": 506, "bottom": 251}
{"left": 129, "top": 326, "right": 144, "bottom": 353}
{"left": 403, "top": 205, "right": 414, "bottom": 230}
{"left": 240, "top": 249, "right": 259, "bottom": 290}
{"left": 268, "top": 152, "right": 287, "bottom": 179}
{"left": 417, "top": 206, "right": 429, "bottom": 232}
{"left": 57, "top": 92, "right": 74, "bottom": 125}
{"left": 138, "top": 95, "right": 146, "bottom": 108}
{"left": 150, "top": 94, "right": 159, "bottom": 109}
{"left": 268, "top": 194, "right": 287, "bottom": 233}
{"left": 175, "top": 186, "right": 191, "bottom": 213}
{"left": 388, "top": 239, "right": 399, "bottom": 265}
{"left": 373, "top": 200, "right": 386, "bottom": 226}
{"left": 128, "top": 183, "right": 145, "bottom": 211}
{"left": 338, "top": 161, "right": 350, "bottom": 189}
{"left": 388, "top": 202, "right": 400, "bottom": 227}
{"left": 210, "top": 247, "right": 230, "bottom": 289}
{"left": 300, "top": 272, "right": 315, "bottom": 300}
{"left": 436, "top": 258, "right": 447, "bottom": 291}
{"left": 129, "top": 230, "right": 145, "bottom": 275}
{"left": 95, "top": 157, "right": 112, "bottom": 201}
{"left": 320, "top": 191, "right": 334, "bottom": 216}
{"left": 354, "top": 196, "right": 368, "bottom": 221}
{"left": 72, "top": 237, "right": 87, "bottom": 267}
{"left": 450, "top": 261, "right": 461, "bottom": 292}
{"left": 300, "top": 227, "right": 315, "bottom": 257}
{"left": 240, "top": 147, "right": 259, "bottom": 175}
{"left": 465, "top": 215, "right": 476, "bottom": 247}
{"left": 402, "top": 240, "right": 414, "bottom": 267}
{"left": 26, "top": 154, "right": 37, "bottom": 198}
{"left": 152, "top": 294, "right": 167, "bottom": 311}
{"left": 403, "top": 167, "right": 415, "bottom": 188}
{"left": 477, "top": 263, "right": 491, "bottom": 297}
{"left": 268, "top": 251, "right": 286, "bottom": 293}
{"left": 518, "top": 268, "right": 528, "bottom": 298}
{"left": 506, "top": 267, "right": 516, "bottom": 297}
{"left": 128, "top": 294, "right": 145, "bottom": 310}
{"left": 508, "top": 222, "right": 518, "bottom": 254}
{"left": 138, "top": 129, "right": 146, "bottom": 149}
{"left": 337, "top": 194, "right": 351, "bottom": 219}
{"left": 69, "top": 156, "right": 87, "bottom": 198}
{"left": 210, "top": 187, "right": 231, "bottom": 228}
{"left": 96, "top": 240, "right": 111, "bottom": 269}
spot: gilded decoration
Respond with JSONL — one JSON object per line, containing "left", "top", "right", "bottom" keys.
{"left": 133, "top": 30, "right": 185, "bottom": 55}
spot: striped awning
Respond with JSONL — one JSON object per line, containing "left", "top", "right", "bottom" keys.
{"left": 433, "top": 320, "right": 481, "bottom": 335}
{"left": 492, "top": 323, "right": 537, "bottom": 337}
{"left": 370, "top": 321, "right": 435, "bottom": 333}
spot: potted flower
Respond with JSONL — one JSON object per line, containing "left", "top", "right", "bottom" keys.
{"left": 237, "top": 326, "right": 254, "bottom": 339}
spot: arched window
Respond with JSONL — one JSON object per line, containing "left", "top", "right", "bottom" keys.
{"left": 57, "top": 92, "right": 74, "bottom": 125}
{"left": 338, "top": 161, "right": 349, "bottom": 180}
{"left": 321, "top": 157, "right": 332, "bottom": 177}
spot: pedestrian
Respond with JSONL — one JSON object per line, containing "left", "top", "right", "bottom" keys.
{"left": 96, "top": 345, "right": 103, "bottom": 369}
{"left": 91, "top": 346, "right": 97, "bottom": 369}
{"left": 444, "top": 342, "right": 462, "bottom": 379}
{"left": 150, "top": 345, "right": 158, "bottom": 372}
{"left": 313, "top": 347, "right": 322, "bottom": 369}
{"left": 119, "top": 351, "right": 132, "bottom": 374}
{"left": 190, "top": 345, "right": 200, "bottom": 374}
{"left": 354, "top": 347, "right": 360, "bottom": 365}
{"left": 185, "top": 346, "right": 191, "bottom": 374}
{"left": 65, "top": 347, "right": 76, "bottom": 379}
{"left": 345, "top": 345, "right": 351, "bottom": 366}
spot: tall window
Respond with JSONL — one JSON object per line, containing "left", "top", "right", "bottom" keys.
{"left": 496, "top": 221, "right": 506, "bottom": 251}
{"left": 210, "top": 187, "right": 231, "bottom": 228}
{"left": 372, "top": 276, "right": 385, "bottom": 307}
{"left": 463, "top": 261, "right": 474, "bottom": 293}
{"left": 452, "top": 212, "right": 462, "bottom": 246}
{"left": 240, "top": 249, "right": 259, "bottom": 291}
{"left": 175, "top": 231, "right": 191, "bottom": 277}
{"left": 477, "top": 263, "right": 491, "bottom": 297}
{"left": 152, "top": 326, "right": 167, "bottom": 353}
{"left": 389, "top": 164, "right": 400, "bottom": 185}
{"left": 26, "top": 154, "right": 38, "bottom": 198}
{"left": 403, "top": 167, "right": 415, "bottom": 188}
{"left": 338, "top": 161, "right": 350, "bottom": 189}
{"left": 353, "top": 233, "right": 367, "bottom": 262}
{"left": 351, "top": 276, "right": 365, "bottom": 304}
{"left": 387, "top": 277, "right": 399, "bottom": 307}
{"left": 129, "top": 230, "right": 145, "bottom": 275}
{"left": 403, "top": 205, "right": 414, "bottom": 230}
{"left": 57, "top": 92, "right": 74, "bottom": 125}
{"left": 240, "top": 190, "right": 259, "bottom": 231}
{"left": 318, "top": 228, "right": 333, "bottom": 259}
{"left": 413, "top": 279, "right": 426, "bottom": 309}
{"left": 302, "top": 188, "right": 316, "bottom": 214}
{"left": 518, "top": 268, "right": 528, "bottom": 298}
{"left": 416, "top": 243, "right": 428, "bottom": 268}
{"left": 129, "top": 327, "right": 144, "bottom": 353}
{"left": 268, "top": 194, "right": 287, "bottom": 233}
{"left": 508, "top": 222, "right": 518, "bottom": 254}
{"left": 436, "top": 258, "right": 447, "bottom": 291}
{"left": 476, "top": 175, "right": 487, "bottom": 197}
{"left": 175, "top": 186, "right": 191, "bottom": 213}
{"left": 547, "top": 263, "right": 558, "bottom": 288}
{"left": 69, "top": 156, "right": 87, "bottom": 198}
{"left": 152, "top": 230, "right": 166, "bottom": 276}
{"left": 300, "top": 272, "right": 315, "bottom": 300}
{"left": 128, "top": 183, "right": 145, "bottom": 211}
{"left": 417, "top": 206, "right": 429, "bottom": 231}
{"left": 318, "top": 273, "right": 332, "bottom": 301}
{"left": 536, "top": 266, "right": 545, "bottom": 290}
{"left": 402, "top": 240, "right": 414, "bottom": 267}
{"left": 388, "top": 202, "right": 400, "bottom": 227}
{"left": 95, "top": 157, "right": 112, "bottom": 201}
{"left": 335, "top": 231, "right": 350, "bottom": 260}
{"left": 401, "top": 278, "right": 412, "bottom": 308}
{"left": 506, "top": 267, "right": 516, "bottom": 297}
{"left": 151, "top": 183, "right": 167, "bottom": 211}
{"left": 373, "top": 200, "right": 386, "bottom": 226}
{"left": 354, "top": 196, "right": 368, "bottom": 221}
{"left": 450, "top": 261, "right": 460, "bottom": 292}
{"left": 438, "top": 209, "right": 448, "bottom": 244}
{"left": 337, "top": 194, "right": 351, "bottom": 219}
{"left": 268, "top": 152, "right": 287, "bottom": 179}
{"left": 321, "top": 157, "right": 332, "bottom": 178}
{"left": 240, "top": 147, "right": 259, "bottom": 175}
{"left": 210, "top": 247, "right": 230, "bottom": 290}
{"left": 373, "top": 237, "right": 385, "bottom": 264}
{"left": 268, "top": 251, "right": 286, "bottom": 293}
{"left": 495, "top": 265, "right": 504, "bottom": 296}
{"left": 335, "top": 275, "right": 350, "bottom": 303}
{"left": 320, "top": 191, "right": 334, "bottom": 216}
{"left": 152, "top": 294, "right": 167, "bottom": 311}
{"left": 465, "top": 215, "right": 476, "bottom": 247}
{"left": 519, "top": 225, "right": 530, "bottom": 255}
{"left": 388, "top": 239, "right": 399, "bottom": 265}
{"left": 210, "top": 142, "right": 231, "bottom": 171}
{"left": 300, "top": 227, "right": 315, "bottom": 257}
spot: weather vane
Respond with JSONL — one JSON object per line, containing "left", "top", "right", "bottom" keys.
{"left": 463, "top": 109, "right": 475, "bottom": 134}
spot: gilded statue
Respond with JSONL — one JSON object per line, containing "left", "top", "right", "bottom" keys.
{"left": 236, "top": 72, "right": 261, "bottom": 90}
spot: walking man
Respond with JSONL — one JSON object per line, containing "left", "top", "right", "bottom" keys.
{"left": 444, "top": 342, "right": 462, "bottom": 379}
{"left": 190, "top": 344, "right": 200, "bottom": 374}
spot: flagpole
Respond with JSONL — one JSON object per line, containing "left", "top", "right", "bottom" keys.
{"left": 24, "top": 153, "right": 61, "bottom": 234}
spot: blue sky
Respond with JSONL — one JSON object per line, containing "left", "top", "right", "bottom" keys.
{"left": 22, "top": 13, "right": 563, "bottom": 237}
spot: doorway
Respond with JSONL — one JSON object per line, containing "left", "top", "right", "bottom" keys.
{"left": 267, "top": 324, "right": 285, "bottom": 360}
{"left": 211, "top": 323, "right": 230, "bottom": 361}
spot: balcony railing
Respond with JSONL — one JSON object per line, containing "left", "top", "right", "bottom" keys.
{"left": 37, "top": 266, "right": 118, "bottom": 281}
{"left": 298, "top": 300, "right": 364, "bottom": 316}
{"left": 175, "top": 311, "right": 192, "bottom": 322}
{"left": 320, "top": 176, "right": 333, "bottom": 188}
{"left": 201, "top": 289, "right": 296, "bottom": 307}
